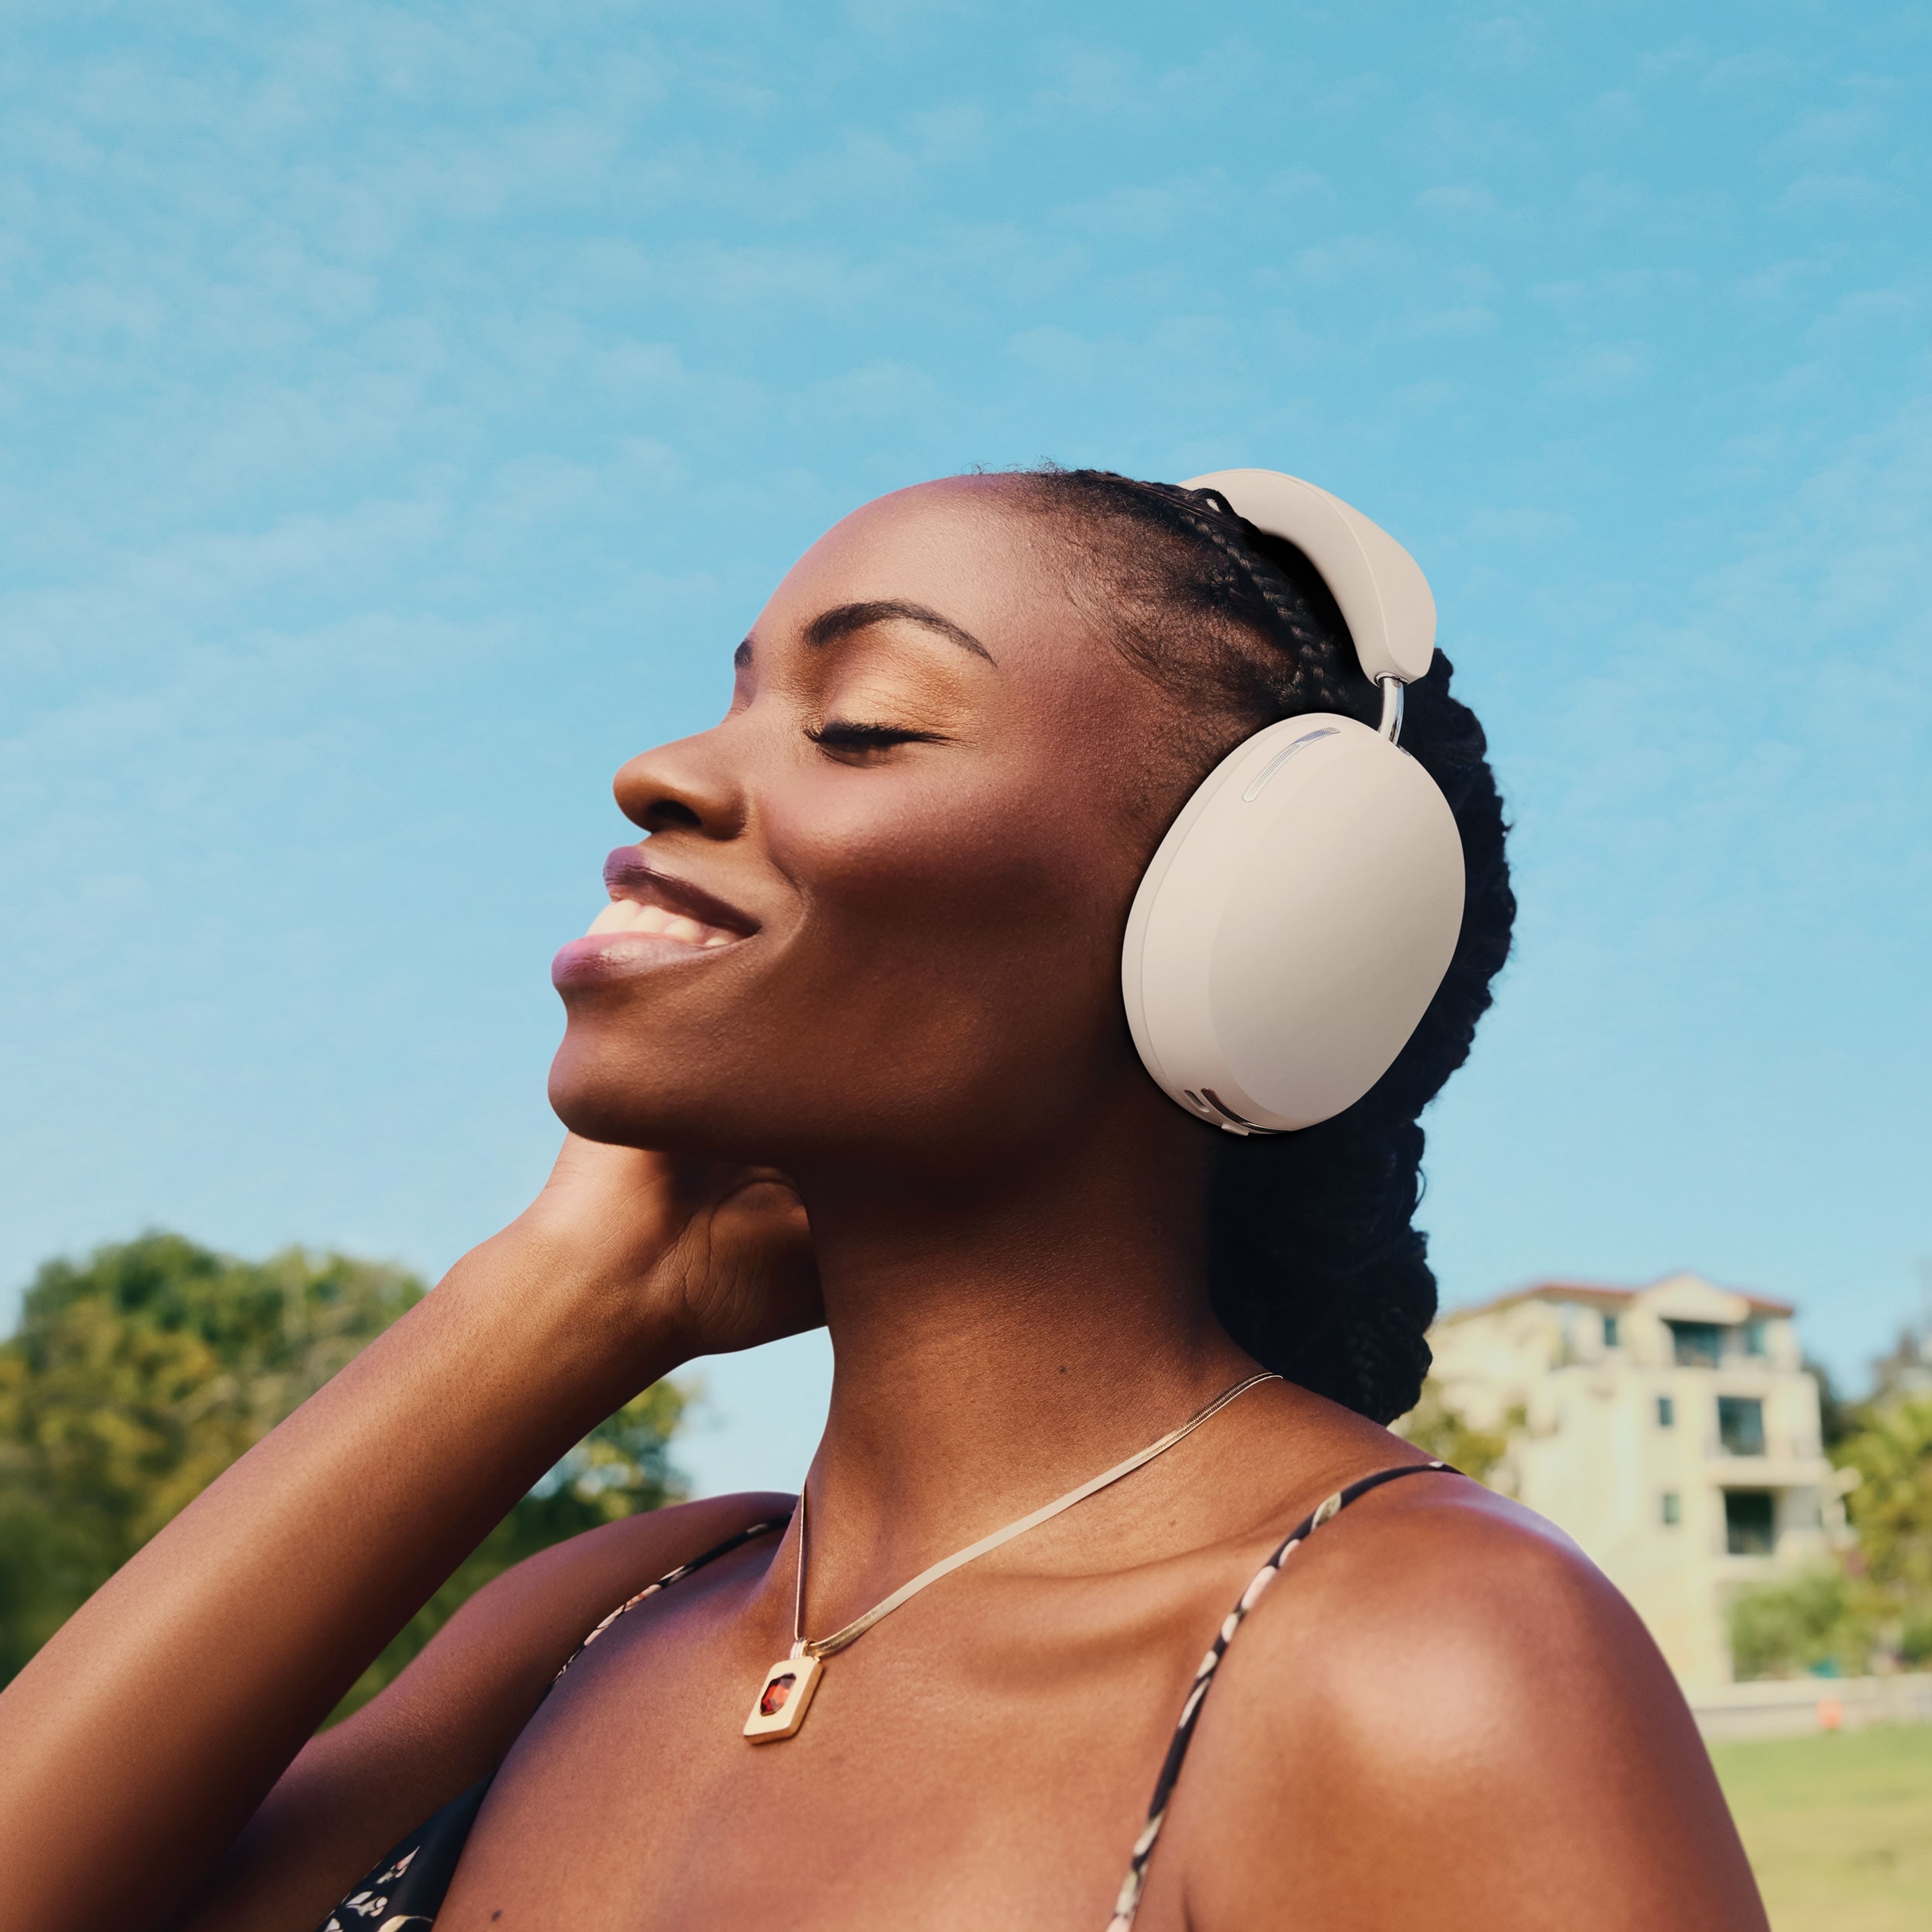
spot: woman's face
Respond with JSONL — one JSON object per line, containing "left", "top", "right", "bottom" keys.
{"left": 548, "top": 477, "right": 1210, "bottom": 1175}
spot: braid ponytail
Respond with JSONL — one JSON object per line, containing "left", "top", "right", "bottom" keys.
{"left": 1015, "top": 467, "right": 1515, "bottom": 1424}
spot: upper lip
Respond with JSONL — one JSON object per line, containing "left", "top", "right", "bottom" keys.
{"left": 601, "top": 848, "right": 761, "bottom": 938}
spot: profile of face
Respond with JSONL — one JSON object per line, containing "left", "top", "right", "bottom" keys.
{"left": 547, "top": 476, "right": 1218, "bottom": 1180}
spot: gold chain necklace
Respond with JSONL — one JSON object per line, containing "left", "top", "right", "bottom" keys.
{"left": 742, "top": 1371, "right": 1281, "bottom": 1741}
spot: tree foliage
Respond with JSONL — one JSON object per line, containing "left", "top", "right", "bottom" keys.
{"left": 0, "top": 1233, "right": 686, "bottom": 1715}
{"left": 1840, "top": 1395, "right": 1932, "bottom": 1601}
{"left": 1729, "top": 1393, "right": 1932, "bottom": 1679}
{"left": 1729, "top": 1565, "right": 1872, "bottom": 1681}
{"left": 1393, "top": 1378, "right": 1521, "bottom": 1488}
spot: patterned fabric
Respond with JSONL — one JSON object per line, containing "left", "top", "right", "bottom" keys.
{"left": 1104, "top": 1460, "right": 1451, "bottom": 1931}
{"left": 319, "top": 1465, "right": 1451, "bottom": 1931}
{"left": 317, "top": 1779, "right": 490, "bottom": 1932}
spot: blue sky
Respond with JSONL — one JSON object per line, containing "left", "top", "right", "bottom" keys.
{"left": 3, "top": 2, "right": 1927, "bottom": 1494}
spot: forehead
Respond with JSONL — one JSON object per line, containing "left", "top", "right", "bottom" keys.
{"left": 755, "top": 478, "right": 1072, "bottom": 667}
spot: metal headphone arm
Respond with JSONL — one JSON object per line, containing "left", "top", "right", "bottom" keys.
{"left": 1377, "top": 676, "right": 1404, "bottom": 745}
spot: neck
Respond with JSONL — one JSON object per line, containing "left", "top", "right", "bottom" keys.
{"left": 786, "top": 1095, "right": 1256, "bottom": 1601}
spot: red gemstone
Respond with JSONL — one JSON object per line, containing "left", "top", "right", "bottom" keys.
{"left": 760, "top": 1673, "right": 796, "bottom": 1716}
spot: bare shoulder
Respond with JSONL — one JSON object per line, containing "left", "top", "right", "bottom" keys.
{"left": 181, "top": 1493, "right": 792, "bottom": 1932}
{"left": 1177, "top": 1475, "right": 1767, "bottom": 1932}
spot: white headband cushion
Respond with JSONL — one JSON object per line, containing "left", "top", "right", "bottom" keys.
{"left": 1179, "top": 469, "right": 1436, "bottom": 686}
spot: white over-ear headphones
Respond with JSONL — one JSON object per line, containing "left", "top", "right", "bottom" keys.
{"left": 1120, "top": 469, "right": 1466, "bottom": 1136}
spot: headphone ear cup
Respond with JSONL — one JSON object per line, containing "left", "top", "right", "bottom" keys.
{"left": 1121, "top": 715, "right": 1465, "bottom": 1134}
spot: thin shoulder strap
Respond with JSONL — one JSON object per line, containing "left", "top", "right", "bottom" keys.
{"left": 1105, "top": 1461, "right": 1454, "bottom": 1931}
{"left": 558, "top": 1510, "right": 793, "bottom": 1677}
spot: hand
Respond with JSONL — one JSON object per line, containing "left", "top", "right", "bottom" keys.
{"left": 510, "top": 1134, "right": 824, "bottom": 1363}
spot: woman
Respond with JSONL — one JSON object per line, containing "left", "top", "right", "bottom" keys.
{"left": 0, "top": 469, "right": 1766, "bottom": 1930}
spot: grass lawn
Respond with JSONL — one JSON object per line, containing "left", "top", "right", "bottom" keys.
{"left": 1711, "top": 1725, "right": 1932, "bottom": 1931}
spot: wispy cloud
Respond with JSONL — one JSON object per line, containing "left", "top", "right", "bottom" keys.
{"left": 3, "top": 0, "right": 1929, "bottom": 1408}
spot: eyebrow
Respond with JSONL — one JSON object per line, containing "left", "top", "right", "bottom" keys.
{"left": 801, "top": 599, "right": 995, "bottom": 664}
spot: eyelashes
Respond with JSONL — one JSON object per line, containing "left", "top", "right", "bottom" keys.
{"left": 806, "top": 719, "right": 949, "bottom": 757}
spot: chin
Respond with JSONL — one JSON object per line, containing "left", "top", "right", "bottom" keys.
{"left": 547, "top": 1033, "right": 677, "bottom": 1149}
{"left": 545, "top": 1026, "right": 784, "bottom": 1161}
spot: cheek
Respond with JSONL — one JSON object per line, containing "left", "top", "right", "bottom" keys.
{"left": 767, "top": 757, "right": 1136, "bottom": 1056}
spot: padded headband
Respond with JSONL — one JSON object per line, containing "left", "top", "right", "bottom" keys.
{"left": 1180, "top": 468, "right": 1437, "bottom": 687}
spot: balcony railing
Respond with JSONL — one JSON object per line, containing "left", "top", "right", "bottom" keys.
{"left": 1703, "top": 1433, "right": 1824, "bottom": 1466}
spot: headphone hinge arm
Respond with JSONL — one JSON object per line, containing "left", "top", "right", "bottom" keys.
{"left": 1377, "top": 676, "right": 1406, "bottom": 746}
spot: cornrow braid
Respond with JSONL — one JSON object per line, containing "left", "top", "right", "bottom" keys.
{"left": 1140, "top": 483, "right": 1336, "bottom": 659}
{"left": 1010, "top": 465, "right": 1515, "bottom": 1425}
{"left": 1089, "top": 477, "right": 1371, "bottom": 728}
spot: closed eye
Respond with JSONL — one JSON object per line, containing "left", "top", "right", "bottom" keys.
{"left": 806, "top": 719, "right": 950, "bottom": 760}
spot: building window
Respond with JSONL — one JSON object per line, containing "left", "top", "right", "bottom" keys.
{"left": 1657, "top": 1395, "right": 1675, "bottom": 1428}
{"left": 1602, "top": 1314, "right": 1620, "bottom": 1348}
{"left": 1743, "top": 1320, "right": 1767, "bottom": 1357}
{"left": 1718, "top": 1395, "right": 1765, "bottom": 1457}
{"left": 1725, "top": 1490, "right": 1776, "bottom": 1556}
{"left": 1667, "top": 1320, "right": 1726, "bottom": 1367}
{"left": 1661, "top": 1492, "right": 1681, "bottom": 1526}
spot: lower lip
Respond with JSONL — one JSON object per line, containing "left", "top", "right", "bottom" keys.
{"left": 551, "top": 930, "right": 747, "bottom": 989}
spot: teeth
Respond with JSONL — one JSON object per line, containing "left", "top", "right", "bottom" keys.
{"left": 583, "top": 896, "right": 736, "bottom": 948}
{"left": 587, "top": 900, "right": 637, "bottom": 935}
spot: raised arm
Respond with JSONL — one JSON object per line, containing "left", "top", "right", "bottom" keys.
{"left": 179, "top": 1487, "right": 797, "bottom": 1932}
{"left": 0, "top": 1139, "right": 818, "bottom": 1932}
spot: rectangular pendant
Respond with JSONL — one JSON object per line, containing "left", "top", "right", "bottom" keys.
{"left": 743, "top": 1652, "right": 823, "bottom": 1742}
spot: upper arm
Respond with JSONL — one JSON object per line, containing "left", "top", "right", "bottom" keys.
{"left": 1181, "top": 1485, "right": 1768, "bottom": 1932}
{"left": 175, "top": 1492, "right": 793, "bottom": 1932}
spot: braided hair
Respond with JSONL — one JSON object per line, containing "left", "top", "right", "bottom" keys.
{"left": 1013, "top": 467, "right": 1515, "bottom": 1425}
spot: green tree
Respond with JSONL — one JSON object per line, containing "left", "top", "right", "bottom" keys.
{"left": 1727, "top": 1393, "right": 1932, "bottom": 1679}
{"left": 1838, "top": 1393, "right": 1932, "bottom": 1668}
{"left": 1728, "top": 1565, "right": 1873, "bottom": 1681}
{"left": 0, "top": 1232, "right": 686, "bottom": 1714}
{"left": 1394, "top": 1379, "right": 1521, "bottom": 1488}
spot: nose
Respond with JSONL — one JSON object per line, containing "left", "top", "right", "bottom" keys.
{"left": 613, "top": 728, "right": 748, "bottom": 840}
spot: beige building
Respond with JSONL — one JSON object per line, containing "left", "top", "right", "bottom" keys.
{"left": 1426, "top": 1272, "right": 1840, "bottom": 1687}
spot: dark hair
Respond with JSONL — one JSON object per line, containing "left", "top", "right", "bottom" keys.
{"left": 1013, "top": 467, "right": 1515, "bottom": 1425}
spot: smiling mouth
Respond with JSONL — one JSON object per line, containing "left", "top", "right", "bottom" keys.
{"left": 583, "top": 850, "right": 758, "bottom": 952}
{"left": 584, "top": 898, "right": 738, "bottom": 947}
